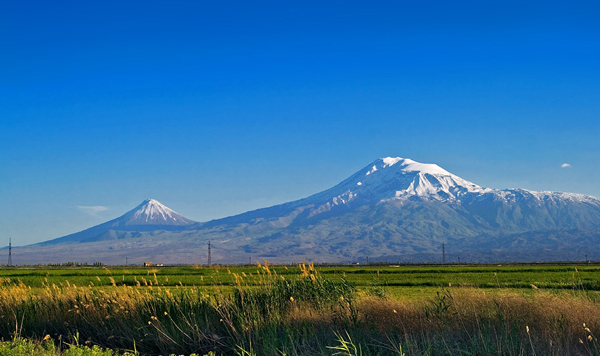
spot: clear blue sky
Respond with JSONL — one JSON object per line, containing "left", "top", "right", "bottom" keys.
{"left": 2, "top": 1, "right": 599, "bottom": 246}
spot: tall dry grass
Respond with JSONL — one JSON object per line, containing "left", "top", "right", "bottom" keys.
{"left": 354, "top": 288, "right": 600, "bottom": 355}
{"left": 1, "top": 264, "right": 600, "bottom": 355}
{"left": 0, "top": 262, "right": 355, "bottom": 355}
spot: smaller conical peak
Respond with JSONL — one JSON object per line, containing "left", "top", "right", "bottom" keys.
{"left": 134, "top": 199, "right": 174, "bottom": 220}
{"left": 367, "top": 157, "right": 451, "bottom": 176}
{"left": 120, "top": 199, "right": 195, "bottom": 226}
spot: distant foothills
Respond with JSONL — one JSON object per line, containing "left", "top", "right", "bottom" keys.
{"left": 8, "top": 157, "right": 600, "bottom": 265}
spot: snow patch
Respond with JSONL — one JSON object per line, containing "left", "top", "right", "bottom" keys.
{"left": 124, "top": 199, "right": 194, "bottom": 225}
{"left": 366, "top": 165, "right": 378, "bottom": 175}
{"left": 382, "top": 157, "right": 403, "bottom": 167}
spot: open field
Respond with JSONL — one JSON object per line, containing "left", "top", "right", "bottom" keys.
{"left": 1, "top": 263, "right": 600, "bottom": 355}
{"left": 3, "top": 263, "right": 600, "bottom": 290}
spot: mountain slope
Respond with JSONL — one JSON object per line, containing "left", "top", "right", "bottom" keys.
{"left": 182, "top": 157, "right": 600, "bottom": 262}
{"left": 37, "top": 199, "right": 196, "bottom": 245}
{"left": 19, "top": 157, "right": 600, "bottom": 264}
{"left": 198, "top": 157, "right": 600, "bottom": 238}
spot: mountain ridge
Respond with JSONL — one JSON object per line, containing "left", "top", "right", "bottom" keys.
{"left": 17, "top": 157, "right": 600, "bottom": 264}
{"left": 198, "top": 157, "right": 600, "bottom": 232}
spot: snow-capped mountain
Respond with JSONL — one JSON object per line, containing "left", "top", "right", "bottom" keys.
{"left": 292, "top": 157, "right": 599, "bottom": 212}
{"left": 194, "top": 157, "right": 600, "bottom": 262}
{"left": 18, "top": 157, "right": 600, "bottom": 264}
{"left": 207, "top": 157, "right": 600, "bottom": 227}
{"left": 116, "top": 199, "right": 195, "bottom": 226}
{"left": 294, "top": 157, "right": 490, "bottom": 215}
{"left": 37, "top": 199, "right": 196, "bottom": 245}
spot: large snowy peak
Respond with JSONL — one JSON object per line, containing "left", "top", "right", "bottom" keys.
{"left": 299, "top": 157, "right": 489, "bottom": 214}
{"left": 219, "top": 156, "right": 600, "bottom": 232}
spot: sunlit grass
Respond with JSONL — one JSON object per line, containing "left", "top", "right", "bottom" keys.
{"left": 1, "top": 263, "right": 600, "bottom": 355}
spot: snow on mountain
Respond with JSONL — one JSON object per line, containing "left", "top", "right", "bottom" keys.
{"left": 289, "top": 157, "right": 600, "bottom": 218}
{"left": 509, "top": 189, "right": 600, "bottom": 205}
{"left": 36, "top": 199, "right": 196, "bottom": 245}
{"left": 295, "top": 157, "right": 492, "bottom": 216}
{"left": 118, "top": 199, "right": 195, "bottom": 226}
{"left": 18, "top": 157, "right": 600, "bottom": 264}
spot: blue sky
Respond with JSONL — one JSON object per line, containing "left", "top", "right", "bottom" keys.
{"left": 2, "top": 1, "right": 600, "bottom": 246}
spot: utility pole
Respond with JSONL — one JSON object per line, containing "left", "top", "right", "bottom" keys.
{"left": 207, "top": 241, "right": 211, "bottom": 267}
{"left": 125, "top": 257, "right": 128, "bottom": 266}
{"left": 366, "top": 256, "right": 369, "bottom": 264}
{"left": 8, "top": 239, "right": 12, "bottom": 267}
{"left": 249, "top": 256, "right": 251, "bottom": 265}
{"left": 442, "top": 243, "right": 446, "bottom": 264}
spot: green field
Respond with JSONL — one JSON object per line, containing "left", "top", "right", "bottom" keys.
{"left": 3, "top": 263, "right": 600, "bottom": 292}
{"left": 1, "top": 263, "right": 600, "bottom": 355}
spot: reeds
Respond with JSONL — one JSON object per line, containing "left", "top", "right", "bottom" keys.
{"left": 0, "top": 262, "right": 355, "bottom": 355}
{"left": 1, "top": 264, "right": 600, "bottom": 355}
{"left": 355, "top": 288, "right": 600, "bottom": 355}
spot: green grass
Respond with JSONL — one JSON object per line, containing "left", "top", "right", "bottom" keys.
{"left": 0, "top": 337, "right": 214, "bottom": 355}
{"left": 3, "top": 263, "right": 600, "bottom": 291}
{"left": 319, "top": 264, "right": 600, "bottom": 289}
{"left": 0, "top": 337, "right": 132, "bottom": 356}
{"left": 2, "top": 263, "right": 600, "bottom": 355}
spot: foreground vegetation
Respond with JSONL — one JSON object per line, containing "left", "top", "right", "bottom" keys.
{"left": 0, "top": 337, "right": 139, "bottom": 356}
{"left": 1, "top": 263, "right": 600, "bottom": 355}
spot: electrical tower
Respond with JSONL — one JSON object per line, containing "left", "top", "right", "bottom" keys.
{"left": 442, "top": 243, "right": 446, "bottom": 264}
{"left": 8, "top": 239, "right": 12, "bottom": 267}
{"left": 207, "top": 241, "right": 211, "bottom": 267}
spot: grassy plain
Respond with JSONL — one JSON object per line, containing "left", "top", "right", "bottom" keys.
{"left": 1, "top": 263, "right": 600, "bottom": 355}
{"left": 3, "top": 263, "right": 600, "bottom": 290}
